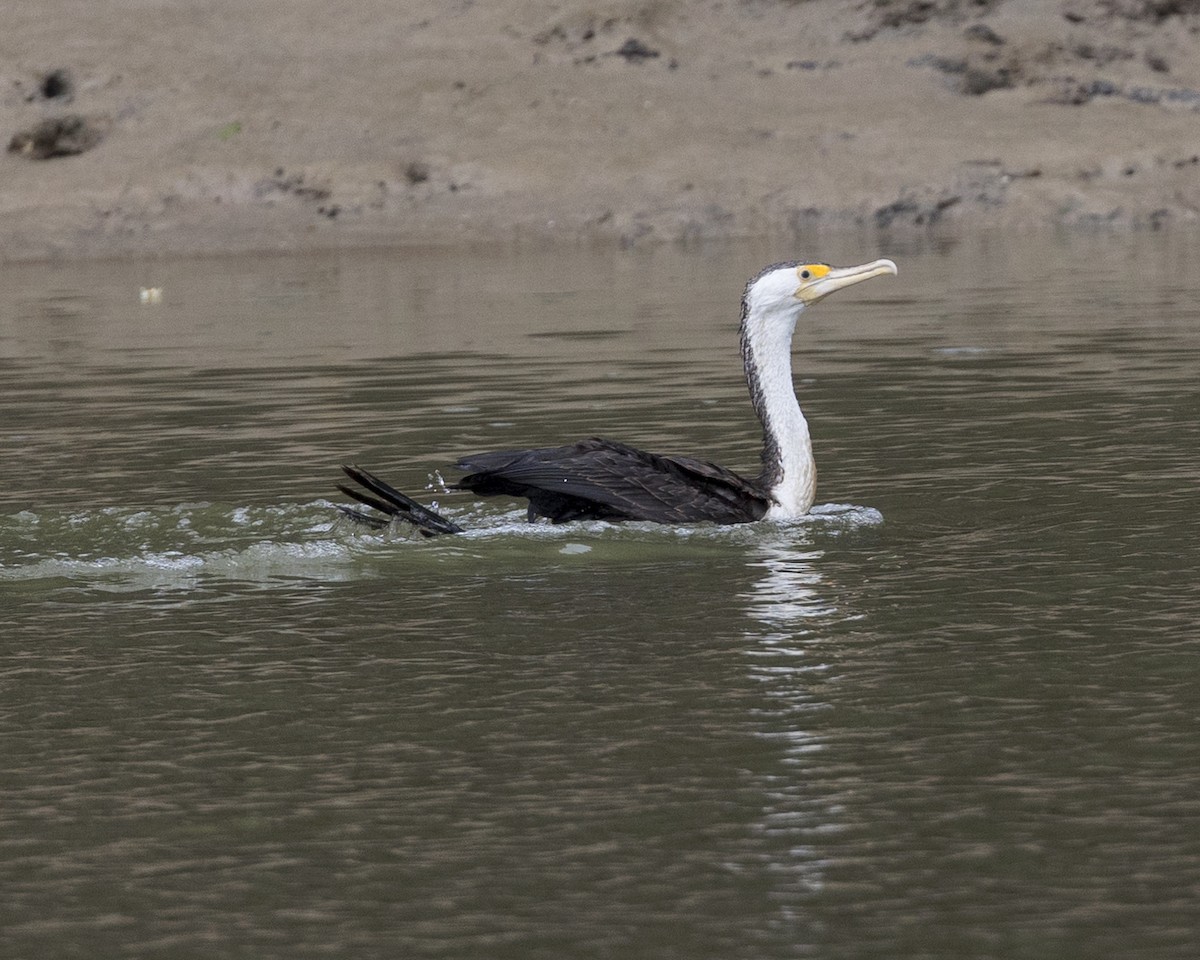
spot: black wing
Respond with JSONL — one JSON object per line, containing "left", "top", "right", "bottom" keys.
{"left": 453, "top": 437, "right": 770, "bottom": 524}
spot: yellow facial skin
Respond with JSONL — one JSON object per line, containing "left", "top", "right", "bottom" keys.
{"left": 795, "top": 259, "right": 898, "bottom": 304}
{"left": 796, "top": 264, "right": 832, "bottom": 284}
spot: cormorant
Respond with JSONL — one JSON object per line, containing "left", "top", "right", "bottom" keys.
{"left": 337, "top": 258, "right": 897, "bottom": 535}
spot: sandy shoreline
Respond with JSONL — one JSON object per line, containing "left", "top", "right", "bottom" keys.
{"left": 3, "top": 1, "right": 1199, "bottom": 262}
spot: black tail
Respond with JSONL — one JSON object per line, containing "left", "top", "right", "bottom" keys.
{"left": 336, "top": 464, "right": 465, "bottom": 537}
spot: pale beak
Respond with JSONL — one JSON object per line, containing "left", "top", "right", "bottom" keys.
{"left": 798, "top": 258, "right": 898, "bottom": 304}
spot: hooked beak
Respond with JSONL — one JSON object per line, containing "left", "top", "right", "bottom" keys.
{"left": 798, "top": 258, "right": 898, "bottom": 305}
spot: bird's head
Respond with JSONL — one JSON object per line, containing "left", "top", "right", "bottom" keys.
{"left": 744, "top": 258, "right": 899, "bottom": 322}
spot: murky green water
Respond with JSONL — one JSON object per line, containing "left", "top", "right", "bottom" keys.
{"left": 2, "top": 234, "right": 1198, "bottom": 959}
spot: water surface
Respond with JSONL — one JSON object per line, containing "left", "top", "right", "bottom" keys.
{"left": 2, "top": 234, "right": 1198, "bottom": 959}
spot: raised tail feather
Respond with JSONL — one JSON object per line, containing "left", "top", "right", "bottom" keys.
{"left": 336, "top": 464, "right": 464, "bottom": 537}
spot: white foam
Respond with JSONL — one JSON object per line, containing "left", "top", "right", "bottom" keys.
{"left": 1, "top": 498, "right": 883, "bottom": 587}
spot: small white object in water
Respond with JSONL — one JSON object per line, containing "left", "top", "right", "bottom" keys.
{"left": 139, "top": 287, "right": 163, "bottom": 304}
{"left": 560, "top": 543, "right": 591, "bottom": 555}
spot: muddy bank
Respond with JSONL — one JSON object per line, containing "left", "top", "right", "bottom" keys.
{"left": 3, "top": 1, "right": 1199, "bottom": 261}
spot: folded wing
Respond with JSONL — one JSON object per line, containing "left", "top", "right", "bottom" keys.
{"left": 454, "top": 437, "right": 770, "bottom": 524}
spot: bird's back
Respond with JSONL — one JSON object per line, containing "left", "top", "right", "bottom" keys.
{"left": 453, "top": 437, "right": 771, "bottom": 524}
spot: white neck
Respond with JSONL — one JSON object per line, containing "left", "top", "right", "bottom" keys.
{"left": 741, "top": 298, "right": 815, "bottom": 518}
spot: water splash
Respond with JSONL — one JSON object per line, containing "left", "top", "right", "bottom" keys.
{"left": 0, "top": 499, "right": 882, "bottom": 588}
{"left": 0, "top": 502, "right": 356, "bottom": 589}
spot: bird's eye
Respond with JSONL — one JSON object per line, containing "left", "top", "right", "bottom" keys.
{"left": 800, "top": 269, "right": 811, "bottom": 280}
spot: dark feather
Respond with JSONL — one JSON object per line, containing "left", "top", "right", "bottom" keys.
{"left": 334, "top": 503, "right": 391, "bottom": 530}
{"left": 338, "top": 464, "right": 464, "bottom": 536}
{"left": 452, "top": 437, "right": 770, "bottom": 524}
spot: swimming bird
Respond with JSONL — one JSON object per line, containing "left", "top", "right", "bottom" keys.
{"left": 337, "top": 258, "right": 898, "bottom": 535}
